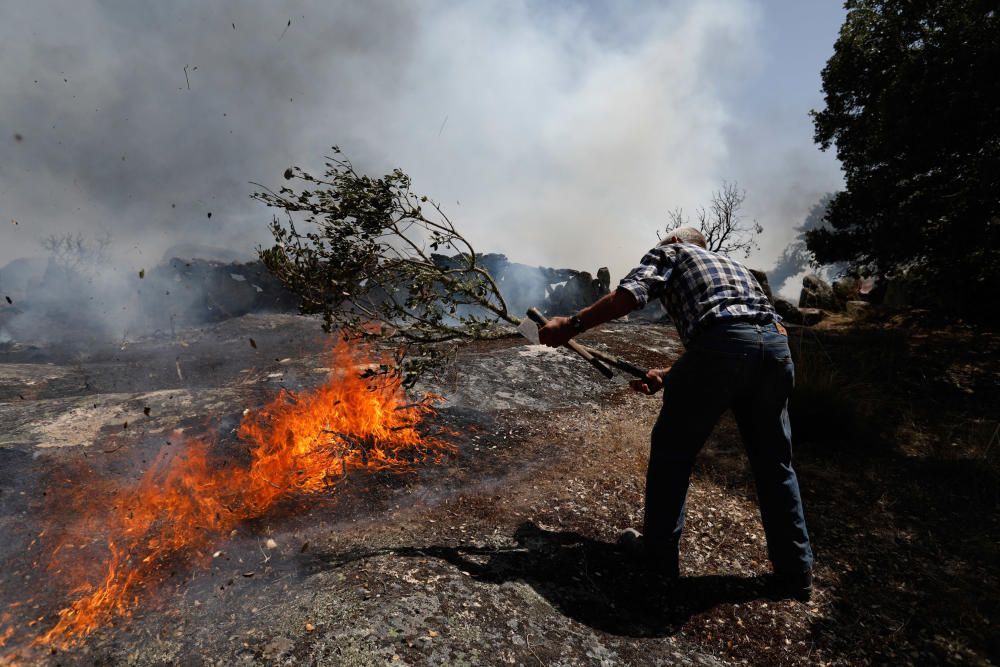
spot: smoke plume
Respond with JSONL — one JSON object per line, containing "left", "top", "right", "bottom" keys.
{"left": 1, "top": 0, "right": 844, "bottom": 337}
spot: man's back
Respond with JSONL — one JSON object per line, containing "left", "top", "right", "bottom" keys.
{"left": 618, "top": 242, "right": 776, "bottom": 345}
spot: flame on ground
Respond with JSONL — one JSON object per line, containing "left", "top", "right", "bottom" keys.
{"left": 5, "top": 341, "right": 454, "bottom": 651}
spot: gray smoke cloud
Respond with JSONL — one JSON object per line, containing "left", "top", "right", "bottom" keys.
{"left": 1, "top": 0, "right": 843, "bottom": 310}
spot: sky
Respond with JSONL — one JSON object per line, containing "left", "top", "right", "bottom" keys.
{"left": 0, "top": 0, "right": 846, "bottom": 287}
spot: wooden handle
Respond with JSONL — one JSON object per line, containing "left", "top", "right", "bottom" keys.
{"left": 526, "top": 308, "right": 614, "bottom": 379}
{"left": 586, "top": 348, "right": 649, "bottom": 378}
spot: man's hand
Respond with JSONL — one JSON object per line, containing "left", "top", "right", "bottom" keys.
{"left": 536, "top": 290, "right": 638, "bottom": 349}
{"left": 629, "top": 367, "right": 670, "bottom": 395}
{"left": 538, "top": 316, "right": 575, "bottom": 348}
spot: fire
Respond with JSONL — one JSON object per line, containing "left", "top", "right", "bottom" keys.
{"left": 4, "top": 341, "right": 453, "bottom": 651}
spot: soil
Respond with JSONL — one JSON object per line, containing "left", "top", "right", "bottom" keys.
{"left": 0, "top": 314, "right": 996, "bottom": 665}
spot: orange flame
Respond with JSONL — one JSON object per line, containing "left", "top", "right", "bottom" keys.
{"left": 6, "top": 342, "right": 453, "bottom": 650}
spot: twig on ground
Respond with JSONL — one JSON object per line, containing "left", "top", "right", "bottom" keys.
{"left": 525, "top": 631, "right": 545, "bottom": 666}
{"left": 258, "top": 539, "right": 271, "bottom": 564}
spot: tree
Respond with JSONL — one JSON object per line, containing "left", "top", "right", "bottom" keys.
{"left": 666, "top": 182, "right": 762, "bottom": 258}
{"left": 41, "top": 231, "right": 112, "bottom": 277}
{"left": 253, "top": 148, "right": 519, "bottom": 385}
{"left": 808, "top": 0, "right": 1000, "bottom": 316}
{"left": 769, "top": 193, "right": 839, "bottom": 294}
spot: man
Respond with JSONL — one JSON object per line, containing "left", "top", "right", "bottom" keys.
{"left": 538, "top": 227, "right": 813, "bottom": 601}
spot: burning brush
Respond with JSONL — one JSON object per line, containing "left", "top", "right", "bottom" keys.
{"left": 1, "top": 341, "right": 455, "bottom": 656}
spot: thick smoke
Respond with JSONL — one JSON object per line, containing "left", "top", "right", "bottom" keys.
{"left": 1, "top": 1, "right": 843, "bottom": 340}
{"left": 769, "top": 193, "right": 841, "bottom": 299}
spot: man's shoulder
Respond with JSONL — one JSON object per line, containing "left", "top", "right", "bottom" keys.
{"left": 679, "top": 244, "right": 748, "bottom": 270}
{"left": 638, "top": 243, "right": 679, "bottom": 265}
{"left": 674, "top": 243, "right": 723, "bottom": 266}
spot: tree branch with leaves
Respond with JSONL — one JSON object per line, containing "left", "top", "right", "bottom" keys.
{"left": 253, "top": 147, "right": 520, "bottom": 385}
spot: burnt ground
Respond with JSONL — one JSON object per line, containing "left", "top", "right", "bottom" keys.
{"left": 0, "top": 314, "right": 997, "bottom": 665}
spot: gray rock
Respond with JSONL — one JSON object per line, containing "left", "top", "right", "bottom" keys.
{"left": 833, "top": 277, "right": 861, "bottom": 305}
{"left": 749, "top": 269, "right": 774, "bottom": 303}
{"left": 774, "top": 297, "right": 798, "bottom": 320}
{"left": 799, "top": 274, "right": 839, "bottom": 311}
{"left": 596, "top": 267, "right": 611, "bottom": 292}
{"left": 147, "top": 258, "right": 301, "bottom": 326}
{"left": 774, "top": 298, "right": 825, "bottom": 326}
{"left": 545, "top": 269, "right": 611, "bottom": 315}
{"left": 432, "top": 252, "right": 607, "bottom": 316}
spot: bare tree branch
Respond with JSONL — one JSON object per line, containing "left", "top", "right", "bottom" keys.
{"left": 665, "top": 182, "right": 762, "bottom": 258}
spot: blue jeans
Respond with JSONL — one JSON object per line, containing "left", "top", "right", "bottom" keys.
{"left": 643, "top": 321, "right": 813, "bottom": 575}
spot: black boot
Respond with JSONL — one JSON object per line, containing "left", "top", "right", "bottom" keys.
{"left": 616, "top": 529, "right": 680, "bottom": 580}
{"left": 768, "top": 567, "right": 812, "bottom": 602}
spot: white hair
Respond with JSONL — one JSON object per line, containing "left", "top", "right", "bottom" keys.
{"left": 659, "top": 226, "right": 707, "bottom": 249}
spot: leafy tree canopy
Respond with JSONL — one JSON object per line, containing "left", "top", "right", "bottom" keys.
{"left": 808, "top": 0, "right": 1000, "bottom": 315}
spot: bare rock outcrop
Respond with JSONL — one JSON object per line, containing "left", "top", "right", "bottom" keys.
{"left": 545, "top": 268, "right": 612, "bottom": 315}
{"left": 832, "top": 277, "right": 862, "bottom": 306}
{"left": 775, "top": 297, "right": 826, "bottom": 326}
{"left": 799, "top": 274, "right": 839, "bottom": 311}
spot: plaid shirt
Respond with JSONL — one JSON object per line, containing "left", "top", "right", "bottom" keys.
{"left": 618, "top": 242, "right": 777, "bottom": 345}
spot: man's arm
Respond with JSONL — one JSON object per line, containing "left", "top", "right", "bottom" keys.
{"left": 538, "top": 288, "right": 638, "bottom": 348}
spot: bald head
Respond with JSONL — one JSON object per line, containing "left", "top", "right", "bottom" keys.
{"left": 659, "top": 226, "right": 707, "bottom": 249}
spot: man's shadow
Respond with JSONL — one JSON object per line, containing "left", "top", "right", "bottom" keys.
{"left": 307, "top": 521, "right": 769, "bottom": 637}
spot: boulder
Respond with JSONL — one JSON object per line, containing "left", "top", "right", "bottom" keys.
{"left": 774, "top": 297, "right": 826, "bottom": 326}
{"left": 432, "top": 252, "right": 585, "bottom": 316}
{"left": 799, "top": 274, "right": 840, "bottom": 311}
{"left": 798, "top": 308, "right": 827, "bottom": 326}
{"left": 774, "top": 297, "right": 798, "bottom": 320}
{"left": 596, "top": 267, "right": 611, "bottom": 293}
{"left": 749, "top": 269, "right": 774, "bottom": 303}
{"left": 546, "top": 270, "right": 612, "bottom": 314}
{"left": 833, "top": 277, "right": 862, "bottom": 306}
{"left": 146, "top": 258, "right": 300, "bottom": 326}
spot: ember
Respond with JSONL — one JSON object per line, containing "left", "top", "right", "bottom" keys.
{"left": 9, "top": 342, "right": 453, "bottom": 650}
